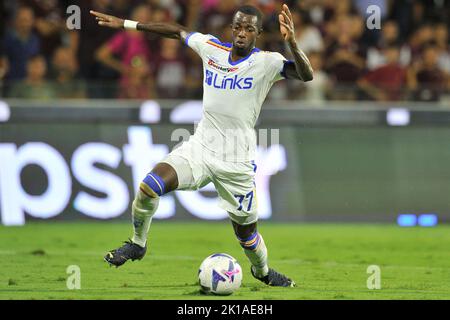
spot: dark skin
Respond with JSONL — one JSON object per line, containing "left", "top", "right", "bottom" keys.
{"left": 90, "top": 5, "right": 313, "bottom": 238}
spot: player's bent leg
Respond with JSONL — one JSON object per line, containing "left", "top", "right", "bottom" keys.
{"left": 131, "top": 162, "right": 179, "bottom": 246}
{"left": 231, "top": 220, "right": 295, "bottom": 287}
{"left": 104, "top": 163, "right": 179, "bottom": 267}
{"left": 150, "top": 162, "right": 179, "bottom": 193}
{"left": 131, "top": 163, "right": 178, "bottom": 245}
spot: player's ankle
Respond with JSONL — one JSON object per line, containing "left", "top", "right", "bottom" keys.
{"left": 251, "top": 265, "right": 269, "bottom": 278}
{"left": 131, "top": 237, "right": 146, "bottom": 248}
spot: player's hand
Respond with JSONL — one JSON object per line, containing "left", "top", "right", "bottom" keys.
{"left": 90, "top": 10, "right": 125, "bottom": 29}
{"left": 279, "top": 4, "right": 295, "bottom": 43}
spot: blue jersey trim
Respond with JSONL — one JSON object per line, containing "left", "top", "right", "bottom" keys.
{"left": 228, "top": 47, "right": 261, "bottom": 66}
{"left": 280, "top": 60, "right": 295, "bottom": 78}
{"left": 184, "top": 32, "right": 197, "bottom": 46}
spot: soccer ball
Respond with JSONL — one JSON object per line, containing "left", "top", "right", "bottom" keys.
{"left": 198, "top": 253, "right": 242, "bottom": 295}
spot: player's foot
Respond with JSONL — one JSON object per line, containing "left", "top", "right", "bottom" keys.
{"left": 251, "top": 266, "right": 296, "bottom": 287}
{"left": 104, "top": 239, "right": 147, "bottom": 267}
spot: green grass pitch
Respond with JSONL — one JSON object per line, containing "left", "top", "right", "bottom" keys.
{"left": 0, "top": 221, "right": 449, "bottom": 300}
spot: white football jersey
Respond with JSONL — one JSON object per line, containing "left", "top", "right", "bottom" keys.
{"left": 185, "top": 32, "right": 289, "bottom": 162}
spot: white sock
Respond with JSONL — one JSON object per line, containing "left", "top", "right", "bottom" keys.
{"left": 131, "top": 189, "right": 159, "bottom": 247}
{"left": 239, "top": 232, "right": 269, "bottom": 278}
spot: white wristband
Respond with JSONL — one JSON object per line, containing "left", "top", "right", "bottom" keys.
{"left": 124, "top": 20, "right": 138, "bottom": 30}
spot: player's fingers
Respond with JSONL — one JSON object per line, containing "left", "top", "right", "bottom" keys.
{"left": 280, "top": 21, "right": 290, "bottom": 28}
{"left": 279, "top": 14, "right": 286, "bottom": 25}
{"left": 284, "top": 4, "right": 293, "bottom": 19}
{"left": 281, "top": 11, "right": 291, "bottom": 24}
{"left": 98, "top": 21, "right": 111, "bottom": 27}
{"left": 90, "top": 10, "right": 109, "bottom": 20}
{"left": 279, "top": 20, "right": 290, "bottom": 30}
{"left": 90, "top": 10, "right": 102, "bottom": 17}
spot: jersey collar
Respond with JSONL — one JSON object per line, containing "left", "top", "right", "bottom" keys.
{"left": 228, "top": 47, "right": 260, "bottom": 66}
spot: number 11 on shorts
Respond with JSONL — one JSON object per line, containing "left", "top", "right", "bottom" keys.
{"left": 234, "top": 190, "right": 254, "bottom": 211}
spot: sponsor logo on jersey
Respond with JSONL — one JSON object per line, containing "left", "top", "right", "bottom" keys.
{"left": 205, "top": 70, "right": 253, "bottom": 90}
{"left": 207, "top": 59, "right": 239, "bottom": 73}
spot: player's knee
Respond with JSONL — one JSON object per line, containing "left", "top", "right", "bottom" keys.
{"left": 140, "top": 172, "right": 166, "bottom": 198}
{"left": 134, "top": 172, "right": 166, "bottom": 208}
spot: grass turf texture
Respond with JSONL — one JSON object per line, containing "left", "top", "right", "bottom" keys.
{"left": 0, "top": 222, "right": 449, "bottom": 300}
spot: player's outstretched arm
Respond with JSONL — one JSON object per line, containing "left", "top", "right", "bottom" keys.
{"left": 90, "top": 10, "right": 190, "bottom": 42}
{"left": 279, "top": 4, "right": 314, "bottom": 82}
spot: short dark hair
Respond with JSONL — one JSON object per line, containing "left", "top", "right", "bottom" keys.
{"left": 234, "top": 5, "right": 263, "bottom": 31}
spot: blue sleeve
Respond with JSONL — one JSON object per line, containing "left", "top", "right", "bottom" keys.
{"left": 184, "top": 32, "right": 197, "bottom": 46}
{"left": 280, "top": 60, "right": 295, "bottom": 79}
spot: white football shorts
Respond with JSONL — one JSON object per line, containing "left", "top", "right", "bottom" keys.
{"left": 160, "top": 138, "right": 258, "bottom": 225}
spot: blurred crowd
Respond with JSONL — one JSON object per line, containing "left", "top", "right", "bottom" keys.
{"left": 0, "top": 0, "right": 449, "bottom": 103}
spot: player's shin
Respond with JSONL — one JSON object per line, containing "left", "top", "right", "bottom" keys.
{"left": 131, "top": 188, "right": 159, "bottom": 247}
{"left": 131, "top": 172, "right": 166, "bottom": 247}
{"left": 237, "top": 231, "right": 269, "bottom": 278}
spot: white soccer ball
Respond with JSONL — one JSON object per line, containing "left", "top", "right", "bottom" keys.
{"left": 198, "top": 253, "right": 243, "bottom": 295}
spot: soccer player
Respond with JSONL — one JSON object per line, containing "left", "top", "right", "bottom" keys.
{"left": 91, "top": 4, "right": 313, "bottom": 287}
